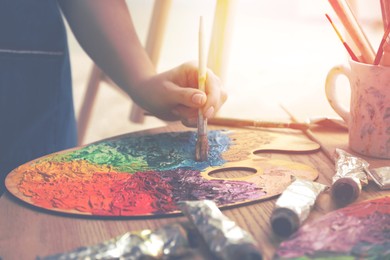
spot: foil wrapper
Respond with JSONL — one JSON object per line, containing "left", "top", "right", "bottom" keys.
{"left": 40, "top": 223, "right": 190, "bottom": 260}
{"left": 333, "top": 148, "right": 369, "bottom": 187}
{"left": 366, "top": 166, "right": 390, "bottom": 190}
{"left": 179, "top": 200, "right": 262, "bottom": 260}
{"left": 273, "top": 179, "right": 327, "bottom": 224}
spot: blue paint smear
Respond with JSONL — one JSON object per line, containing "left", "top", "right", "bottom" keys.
{"left": 55, "top": 130, "right": 231, "bottom": 173}
{"left": 109, "top": 130, "right": 230, "bottom": 171}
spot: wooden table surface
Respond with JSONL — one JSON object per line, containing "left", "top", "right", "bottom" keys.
{"left": 0, "top": 123, "right": 389, "bottom": 260}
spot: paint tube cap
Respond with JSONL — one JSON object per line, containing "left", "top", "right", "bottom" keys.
{"left": 331, "top": 177, "right": 361, "bottom": 206}
{"left": 270, "top": 207, "right": 299, "bottom": 237}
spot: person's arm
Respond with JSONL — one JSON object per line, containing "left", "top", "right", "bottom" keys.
{"left": 58, "top": 0, "right": 227, "bottom": 122}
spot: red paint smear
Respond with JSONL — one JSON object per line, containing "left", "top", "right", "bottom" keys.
{"left": 341, "top": 196, "right": 390, "bottom": 217}
{"left": 19, "top": 171, "right": 176, "bottom": 216}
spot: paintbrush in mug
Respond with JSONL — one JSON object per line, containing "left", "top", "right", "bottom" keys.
{"left": 208, "top": 117, "right": 311, "bottom": 131}
{"left": 195, "top": 16, "right": 209, "bottom": 162}
{"left": 374, "top": 24, "right": 390, "bottom": 65}
{"left": 325, "top": 13, "right": 359, "bottom": 62}
{"left": 328, "top": 0, "right": 375, "bottom": 63}
{"left": 380, "top": 0, "right": 390, "bottom": 30}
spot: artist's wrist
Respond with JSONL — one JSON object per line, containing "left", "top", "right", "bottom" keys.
{"left": 128, "top": 74, "right": 178, "bottom": 121}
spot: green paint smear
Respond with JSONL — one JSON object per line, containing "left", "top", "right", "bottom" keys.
{"left": 38, "top": 130, "right": 230, "bottom": 173}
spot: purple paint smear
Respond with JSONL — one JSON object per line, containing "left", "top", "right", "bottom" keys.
{"left": 275, "top": 196, "right": 390, "bottom": 259}
{"left": 160, "top": 169, "right": 265, "bottom": 206}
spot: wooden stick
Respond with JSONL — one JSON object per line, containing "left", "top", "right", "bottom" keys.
{"left": 280, "top": 105, "right": 335, "bottom": 164}
{"left": 195, "top": 16, "right": 209, "bottom": 162}
{"left": 380, "top": 0, "right": 390, "bottom": 30}
{"left": 207, "top": 0, "right": 236, "bottom": 82}
{"left": 130, "top": 0, "right": 172, "bottom": 123}
{"left": 328, "top": 0, "right": 375, "bottom": 64}
{"left": 208, "top": 117, "right": 310, "bottom": 131}
{"left": 325, "top": 14, "right": 359, "bottom": 62}
{"left": 374, "top": 24, "right": 390, "bottom": 65}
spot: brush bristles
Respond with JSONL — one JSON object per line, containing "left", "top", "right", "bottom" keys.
{"left": 195, "top": 134, "right": 209, "bottom": 161}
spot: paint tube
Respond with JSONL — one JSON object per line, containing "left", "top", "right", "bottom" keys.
{"left": 365, "top": 166, "right": 390, "bottom": 190}
{"left": 331, "top": 149, "right": 369, "bottom": 206}
{"left": 270, "top": 179, "right": 327, "bottom": 237}
{"left": 179, "top": 200, "right": 263, "bottom": 260}
{"left": 40, "top": 223, "right": 191, "bottom": 260}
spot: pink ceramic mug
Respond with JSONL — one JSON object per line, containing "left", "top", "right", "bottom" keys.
{"left": 325, "top": 59, "right": 390, "bottom": 159}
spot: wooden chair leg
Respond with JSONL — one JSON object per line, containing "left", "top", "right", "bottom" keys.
{"left": 207, "top": 0, "right": 236, "bottom": 82}
{"left": 77, "top": 65, "right": 103, "bottom": 145}
{"left": 129, "top": 0, "right": 172, "bottom": 123}
{"left": 78, "top": 0, "right": 172, "bottom": 143}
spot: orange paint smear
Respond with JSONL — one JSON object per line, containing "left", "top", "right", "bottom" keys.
{"left": 17, "top": 161, "right": 176, "bottom": 216}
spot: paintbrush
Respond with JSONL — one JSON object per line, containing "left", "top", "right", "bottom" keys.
{"left": 374, "top": 24, "right": 390, "bottom": 65}
{"left": 380, "top": 0, "right": 390, "bottom": 30}
{"left": 208, "top": 117, "right": 310, "bottom": 131}
{"left": 328, "top": 0, "right": 375, "bottom": 63}
{"left": 280, "top": 104, "right": 335, "bottom": 163}
{"left": 325, "top": 13, "right": 359, "bottom": 62}
{"left": 195, "top": 16, "right": 209, "bottom": 161}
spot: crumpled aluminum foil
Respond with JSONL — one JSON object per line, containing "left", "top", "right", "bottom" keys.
{"left": 333, "top": 148, "right": 369, "bottom": 187}
{"left": 273, "top": 179, "right": 327, "bottom": 224}
{"left": 40, "top": 223, "right": 190, "bottom": 260}
{"left": 334, "top": 149, "right": 390, "bottom": 190}
{"left": 179, "top": 200, "right": 262, "bottom": 260}
{"left": 365, "top": 166, "right": 390, "bottom": 190}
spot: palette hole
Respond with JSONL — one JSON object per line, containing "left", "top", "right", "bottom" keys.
{"left": 208, "top": 167, "right": 257, "bottom": 179}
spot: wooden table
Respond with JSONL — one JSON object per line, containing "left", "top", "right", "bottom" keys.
{"left": 0, "top": 123, "right": 389, "bottom": 260}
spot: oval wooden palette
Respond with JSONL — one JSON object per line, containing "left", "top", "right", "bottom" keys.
{"left": 6, "top": 128, "right": 319, "bottom": 217}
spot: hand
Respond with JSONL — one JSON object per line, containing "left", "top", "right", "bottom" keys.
{"left": 134, "top": 62, "right": 227, "bottom": 126}
{"left": 59, "top": 2, "right": 226, "bottom": 127}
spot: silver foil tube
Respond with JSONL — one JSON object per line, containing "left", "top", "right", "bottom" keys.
{"left": 40, "top": 223, "right": 190, "bottom": 260}
{"left": 179, "top": 200, "right": 262, "bottom": 260}
{"left": 270, "top": 179, "right": 327, "bottom": 237}
{"left": 365, "top": 166, "right": 390, "bottom": 190}
{"left": 331, "top": 149, "right": 369, "bottom": 205}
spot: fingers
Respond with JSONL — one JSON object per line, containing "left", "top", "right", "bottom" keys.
{"left": 172, "top": 105, "right": 198, "bottom": 119}
{"left": 169, "top": 86, "right": 216, "bottom": 121}
{"left": 165, "top": 62, "right": 227, "bottom": 123}
{"left": 165, "top": 81, "right": 207, "bottom": 108}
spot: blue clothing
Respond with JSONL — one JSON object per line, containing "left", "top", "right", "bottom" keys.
{"left": 0, "top": 0, "right": 77, "bottom": 194}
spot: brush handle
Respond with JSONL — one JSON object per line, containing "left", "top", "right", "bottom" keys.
{"left": 208, "top": 117, "right": 310, "bottom": 130}
{"left": 196, "top": 16, "right": 208, "bottom": 161}
{"left": 328, "top": 0, "right": 375, "bottom": 63}
{"left": 325, "top": 14, "right": 359, "bottom": 62}
{"left": 197, "top": 16, "right": 207, "bottom": 136}
{"left": 379, "top": 25, "right": 390, "bottom": 66}
{"left": 381, "top": 0, "right": 390, "bottom": 30}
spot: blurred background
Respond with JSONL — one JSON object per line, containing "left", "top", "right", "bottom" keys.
{"left": 67, "top": 0, "right": 383, "bottom": 144}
